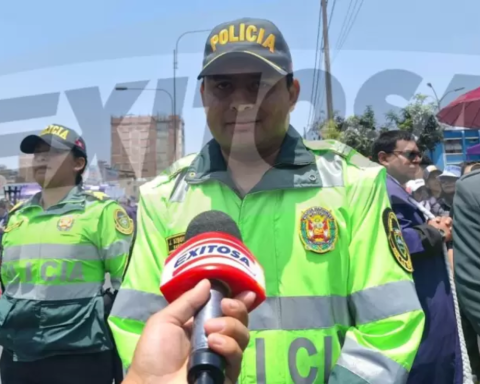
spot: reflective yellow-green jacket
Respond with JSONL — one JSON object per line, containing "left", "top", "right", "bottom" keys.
{"left": 109, "top": 127, "right": 425, "bottom": 383}
{"left": 0, "top": 186, "right": 134, "bottom": 361}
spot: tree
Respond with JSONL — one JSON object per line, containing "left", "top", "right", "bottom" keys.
{"left": 340, "top": 106, "right": 382, "bottom": 157}
{"left": 386, "top": 94, "right": 444, "bottom": 152}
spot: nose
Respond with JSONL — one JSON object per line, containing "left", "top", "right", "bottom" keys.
{"left": 229, "top": 88, "right": 257, "bottom": 112}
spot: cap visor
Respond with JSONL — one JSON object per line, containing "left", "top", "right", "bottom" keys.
{"left": 197, "top": 51, "right": 288, "bottom": 79}
{"left": 20, "top": 135, "right": 72, "bottom": 154}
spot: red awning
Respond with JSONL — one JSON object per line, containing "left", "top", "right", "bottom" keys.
{"left": 437, "top": 86, "right": 480, "bottom": 129}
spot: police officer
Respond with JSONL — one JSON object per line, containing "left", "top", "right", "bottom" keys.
{"left": 109, "top": 18, "right": 425, "bottom": 383}
{"left": 0, "top": 124, "right": 134, "bottom": 384}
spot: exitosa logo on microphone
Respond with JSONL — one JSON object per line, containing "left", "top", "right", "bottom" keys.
{"left": 174, "top": 243, "right": 251, "bottom": 269}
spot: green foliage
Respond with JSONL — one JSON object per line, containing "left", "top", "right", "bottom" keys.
{"left": 307, "top": 94, "right": 444, "bottom": 156}
{"left": 386, "top": 94, "right": 444, "bottom": 152}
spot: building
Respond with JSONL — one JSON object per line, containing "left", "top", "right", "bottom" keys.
{"left": 18, "top": 154, "right": 35, "bottom": 183}
{"left": 110, "top": 114, "right": 184, "bottom": 180}
{"left": 431, "top": 128, "right": 480, "bottom": 169}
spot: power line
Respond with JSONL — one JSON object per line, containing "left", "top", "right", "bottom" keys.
{"left": 336, "top": 0, "right": 364, "bottom": 52}
{"left": 328, "top": 0, "right": 337, "bottom": 31}
{"left": 335, "top": 0, "right": 355, "bottom": 51}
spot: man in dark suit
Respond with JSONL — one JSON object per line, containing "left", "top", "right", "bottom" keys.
{"left": 454, "top": 170, "right": 480, "bottom": 381}
{"left": 372, "top": 130, "right": 464, "bottom": 384}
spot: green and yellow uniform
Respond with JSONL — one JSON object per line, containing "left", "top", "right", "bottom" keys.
{"left": 109, "top": 128, "right": 425, "bottom": 383}
{"left": 0, "top": 186, "right": 133, "bottom": 362}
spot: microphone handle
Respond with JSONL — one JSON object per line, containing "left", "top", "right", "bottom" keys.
{"left": 188, "top": 280, "right": 229, "bottom": 384}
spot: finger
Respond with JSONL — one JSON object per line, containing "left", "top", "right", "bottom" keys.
{"left": 220, "top": 291, "right": 256, "bottom": 328}
{"left": 205, "top": 317, "right": 250, "bottom": 351}
{"left": 207, "top": 334, "right": 244, "bottom": 383}
{"left": 154, "top": 279, "right": 211, "bottom": 326}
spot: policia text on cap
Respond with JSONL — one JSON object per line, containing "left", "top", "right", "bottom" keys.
{"left": 109, "top": 18, "right": 425, "bottom": 383}
{"left": 0, "top": 124, "right": 134, "bottom": 384}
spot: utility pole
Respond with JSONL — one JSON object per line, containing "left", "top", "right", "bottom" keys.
{"left": 173, "top": 49, "right": 177, "bottom": 161}
{"left": 321, "top": 0, "right": 334, "bottom": 122}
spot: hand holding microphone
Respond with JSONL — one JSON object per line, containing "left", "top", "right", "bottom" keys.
{"left": 160, "top": 211, "right": 266, "bottom": 384}
{"left": 124, "top": 279, "right": 255, "bottom": 384}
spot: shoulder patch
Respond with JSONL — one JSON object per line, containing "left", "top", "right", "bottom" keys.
{"left": 382, "top": 208, "right": 413, "bottom": 273}
{"left": 84, "top": 191, "right": 110, "bottom": 201}
{"left": 114, "top": 208, "right": 134, "bottom": 235}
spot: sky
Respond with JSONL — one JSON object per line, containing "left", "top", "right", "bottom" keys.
{"left": 1, "top": 0, "right": 479, "bottom": 173}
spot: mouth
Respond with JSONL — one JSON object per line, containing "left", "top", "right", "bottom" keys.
{"left": 225, "top": 120, "right": 261, "bottom": 131}
{"left": 34, "top": 166, "right": 48, "bottom": 174}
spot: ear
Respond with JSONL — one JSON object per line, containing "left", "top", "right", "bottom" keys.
{"left": 289, "top": 78, "right": 300, "bottom": 112}
{"left": 200, "top": 80, "right": 206, "bottom": 107}
{"left": 377, "top": 151, "right": 389, "bottom": 166}
{"left": 73, "top": 157, "right": 86, "bottom": 174}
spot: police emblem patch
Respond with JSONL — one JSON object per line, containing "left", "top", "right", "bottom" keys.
{"left": 299, "top": 206, "right": 338, "bottom": 253}
{"left": 114, "top": 209, "right": 133, "bottom": 235}
{"left": 57, "top": 216, "right": 74, "bottom": 231}
{"left": 382, "top": 208, "right": 413, "bottom": 272}
{"left": 166, "top": 233, "right": 186, "bottom": 254}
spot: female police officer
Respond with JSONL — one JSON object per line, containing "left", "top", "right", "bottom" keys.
{"left": 0, "top": 124, "right": 133, "bottom": 384}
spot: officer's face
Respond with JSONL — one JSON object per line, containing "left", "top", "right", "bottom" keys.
{"left": 32, "top": 142, "right": 84, "bottom": 188}
{"left": 201, "top": 59, "right": 300, "bottom": 157}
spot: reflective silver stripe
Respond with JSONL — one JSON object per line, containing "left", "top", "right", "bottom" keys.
{"left": 350, "top": 280, "right": 421, "bottom": 325}
{"left": 2, "top": 244, "right": 100, "bottom": 262}
{"left": 335, "top": 336, "right": 409, "bottom": 384}
{"left": 110, "top": 289, "right": 167, "bottom": 322}
{"left": 110, "top": 281, "right": 419, "bottom": 330}
{"left": 169, "top": 170, "right": 189, "bottom": 203}
{"left": 102, "top": 240, "right": 131, "bottom": 260}
{"left": 315, "top": 153, "right": 344, "bottom": 187}
{"left": 250, "top": 296, "right": 351, "bottom": 330}
{"left": 4, "top": 282, "right": 103, "bottom": 300}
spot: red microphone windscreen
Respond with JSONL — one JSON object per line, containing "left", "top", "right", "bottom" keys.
{"left": 160, "top": 211, "right": 266, "bottom": 310}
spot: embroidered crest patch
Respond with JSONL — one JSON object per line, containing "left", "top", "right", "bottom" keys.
{"left": 166, "top": 233, "right": 186, "bottom": 254}
{"left": 114, "top": 209, "right": 134, "bottom": 235}
{"left": 383, "top": 208, "right": 413, "bottom": 272}
{"left": 57, "top": 216, "right": 75, "bottom": 231}
{"left": 299, "top": 206, "right": 338, "bottom": 253}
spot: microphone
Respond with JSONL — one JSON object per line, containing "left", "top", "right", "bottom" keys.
{"left": 160, "top": 210, "right": 266, "bottom": 384}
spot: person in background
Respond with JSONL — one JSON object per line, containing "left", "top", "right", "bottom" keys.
{"left": 0, "top": 199, "right": 8, "bottom": 244}
{"left": 461, "top": 161, "right": 480, "bottom": 176}
{"left": 423, "top": 165, "right": 449, "bottom": 216}
{"left": 0, "top": 124, "right": 134, "bottom": 384}
{"left": 449, "top": 161, "right": 480, "bottom": 383}
{"left": 453, "top": 168, "right": 480, "bottom": 384}
{"left": 437, "top": 165, "right": 461, "bottom": 214}
{"left": 406, "top": 179, "right": 429, "bottom": 203}
{"left": 372, "top": 130, "right": 465, "bottom": 384}
{"left": 424, "top": 164, "right": 443, "bottom": 199}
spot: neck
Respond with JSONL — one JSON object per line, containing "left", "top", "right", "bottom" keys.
{"left": 41, "top": 184, "right": 75, "bottom": 209}
{"left": 222, "top": 148, "right": 280, "bottom": 195}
